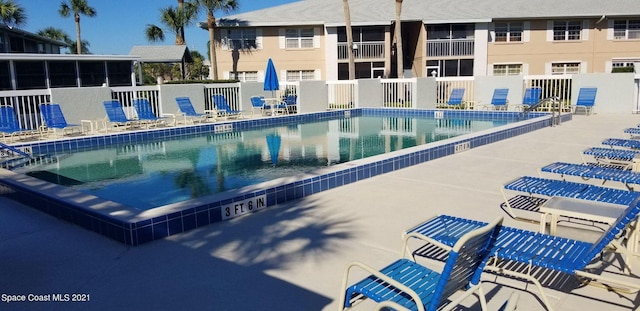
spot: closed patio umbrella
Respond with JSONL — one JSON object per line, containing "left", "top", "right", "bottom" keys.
{"left": 264, "top": 58, "right": 279, "bottom": 97}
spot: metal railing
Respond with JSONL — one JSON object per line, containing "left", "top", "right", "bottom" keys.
{"left": 427, "top": 39, "right": 474, "bottom": 57}
{"left": 0, "top": 89, "right": 51, "bottom": 130}
{"left": 111, "top": 86, "right": 161, "bottom": 119}
{"left": 327, "top": 80, "right": 357, "bottom": 110}
{"left": 435, "top": 77, "right": 475, "bottom": 105}
{"left": 337, "top": 41, "right": 385, "bottom": 60}
{"left": 204, "top": 83, "right": 242, "bottom": 111}
{"left": 381, "top": 78, "right": 416, "bottom": 108}
{"left": 523, "top": 75, "right": 573, "bottom": 112}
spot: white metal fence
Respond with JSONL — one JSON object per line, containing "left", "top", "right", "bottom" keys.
{"left": 0, "top": 89, "right": 51, "bottom": 130}
{"left": 381, "top": 78, "right": 416, "bottom": 108}
{"left": 111, "top": 86, "right": 161, "bottom": 119}
{"left": 523, "top": 75, "right": 572, "bottom": 111}
{"left": 204, "top": 83, "right": 241, "bottom": 111}
{"left": 435, "top": 77, "right": 475, "bottom": 104}
{"left": 327, "top": 80, "right": 357, "bottom": 110}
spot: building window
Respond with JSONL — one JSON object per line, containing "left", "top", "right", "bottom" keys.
{"left": 232, "top": 71, "right": 258, "bottom": 82}
{"left": 493, "top": 64, "right": 522, "bottom": 76}
{"left": 494, "top": 22, "right": 523, "bottom": 42}
{"left": 553, "top": 21, "right": 582, "bottom": 41}
{"left": 14, "top": 61, "right": 46, "bottom": 90}
{"left": 613, "top": 20, "right": 640, "bottom": 39}
{"left": 48, "top": 61, "right": 77, "bottom": 88}
{"left": 107, "top": 61, "right": 132, "bottom": 86}
{"left": 0, "top": 61, "right": 12, "bottom": 90}
{"left": 78, "top": 61, "right": 106, "bottom": 86}
{"left": 551, "top": 62, "right": 580, "bottom": 74}
{"left": 228, "top": 29, "right": 257, "bottom": 50}
{"left": 285, "top": 28, "right": 314, "bottom": 48}
{"left": 286, "top": 70, "right": 316, "bottom": 81}
{"left": 426, "top": 59, "right": 473, "bottom": 77}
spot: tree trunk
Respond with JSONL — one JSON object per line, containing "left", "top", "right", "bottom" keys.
{"left": 208, "top": 12, "right": 218, "bottom": 80}
{"left": 75, "top": 13, "right": 82, "bottom": 54}
{"left": 394, "top": 0, "right": 404, "bottom": 78}
{"left": 343, "top": 0, "right": 355, "bottom": 80}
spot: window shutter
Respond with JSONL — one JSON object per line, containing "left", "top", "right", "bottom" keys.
{"left": 606, "top": 20, "right": 614, "bottom": 40}
{"left": 604, "top": 61, "right": 612, "bottom": 73}
{"left": 580, "top": 61, "right": 587, "bottom": 73}
{"left": 546, "top": 21, "right": 554, "bottom": 41}
{"left": 522, "top": 64, "right": 529, "bottom": 75}
{"left": 314, "top": 69, "right": 321, "bottom": 80}
{"left": 223, "top": 71, "right": 230, "bottom": 79}
{"left": 256, "top": 29, "right": 263, "bottom": 49}
{"left": 280, "top": 70, "right": 287, "bottom": 81}
{"left": 221, "top": 29, "right": 229, "bottom": 50}
{"left": 545, "top": 62, "right": 552, "bottom": 75}
{"left": 279, "top": 28, "right": 286, "bottom": 49}
{"left": 523, "top": 21, "right": 530, "bottom": 42}
{"left": 258, "top": 70, "right": 264, "bottom": 81}
{"left": 488, "top": 64, "right": 494, "bottom": 76}
{"left": 582, "top": 20, "right": 589, "bottom": 40}
{"left": 314, "top": 27, "right": 321, "bottom": 48}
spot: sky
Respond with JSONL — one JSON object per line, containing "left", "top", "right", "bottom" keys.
{"left": 18, "top": 0, "right": 301, "bottom": 56}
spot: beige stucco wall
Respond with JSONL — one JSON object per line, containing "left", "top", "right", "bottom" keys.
{"left": 487, "top": 18, "right": 640, "bottom": 75}
{"left": 215, "top": 26, "right": 327, "bottom": 81}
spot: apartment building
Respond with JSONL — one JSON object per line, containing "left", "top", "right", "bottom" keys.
{"left": 207, "top": 0, "right": 640, "bottom": 81}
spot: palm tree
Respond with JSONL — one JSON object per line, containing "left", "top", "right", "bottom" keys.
{"left": 343, "top": 0, "right": 355, "bottom": 80}
{"left": 58, "top": 0, "right": 96, "bottom": 54}
{"left": 146, "top": 3, "right": 198, "bottom": 45}
{"left": 193, "top": 0, "right": 239, "bottom": 80}
{"left": 37, "top": 26, "right": 71, "bottom": 42}
{"left": 394, "top": 0, "right": 404, "bottom": 78}
{"left": 0, "top": 0, "right": 26, "bottom": 28}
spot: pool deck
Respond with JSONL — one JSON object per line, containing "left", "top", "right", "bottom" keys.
{"left": 1, "top": 113, "right": 639, "bottom": 310}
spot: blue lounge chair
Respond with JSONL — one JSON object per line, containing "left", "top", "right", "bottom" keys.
{"left": 132, "top": 99, "right": 168, "bottom": 128}
{"left": 249, "top": 96, "right": 266, "bottom": 117}
{"left": 541, "top": 161, "right": 640, "bottom": 190}
{"left": 624, "top": 127, "right": 640, "bottom": 138}
{"left": 284, "top": 94, "right": 297, "bottom": 114}
{"left": 582, "top": 147, "right": 639, "bottom": 168}
{"left": 572, "top": 87, "right": 597, "bottom": 115}
{"left": 437, "top": 88, "right": 466, "bottom": 109}
{"left": 212, "top": 94, "right": 242, "bottom": 119}
{"left": 0, "top": 105, "right": 36, "bottom": 141}
{"left": 340, "top": 217, "right": 503, "bottom": 311}
{"left": 404, "top": 199, "right": 640, "bottom": 310}
{"left": 602, "top": 138, "right": 640, "bottom": 149}
{"left": 501, "top": 175, "right": 639, "bottom": 221}
{"left": 175, "top": 97, "right": 214, "bottom": 124}
{"left": 479, "top": 88, "right": 509, "bottom": 110}
{"left": 103, "top": 100, "right": 137, "bottom": 131}
{"left": 39, "top": 103, "right": 81, "bottom": 137}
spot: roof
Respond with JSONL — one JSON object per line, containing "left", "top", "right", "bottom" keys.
{"left": 213, "top": 0, "right": 640, "bottom": 27}
{"left": 0, "top": 26, "right": 70, "bottom": 47}
{"left": 0, "top": 53, "right": 139, "bottom": 61}
{"left": 129, "top": 45, "right": 193, "bottom": 63}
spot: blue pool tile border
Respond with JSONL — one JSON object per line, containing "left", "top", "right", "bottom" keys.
{"left": 0, "top": 109, "right": 565, "bottom": 245}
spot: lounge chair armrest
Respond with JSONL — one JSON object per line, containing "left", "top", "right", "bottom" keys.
{"left": 339, "top": 261, "right": 426, "bottom": 311}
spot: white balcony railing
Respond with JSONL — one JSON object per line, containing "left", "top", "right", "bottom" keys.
{"left": 337, "top": 42, "right": 385, "bottom": 60}
{"left": 427, "top": 39, "right": 474, "bottom": 57}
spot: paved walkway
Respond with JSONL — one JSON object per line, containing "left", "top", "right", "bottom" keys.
{"left": 1, "top": 114, "right": 639, "bottom": 310}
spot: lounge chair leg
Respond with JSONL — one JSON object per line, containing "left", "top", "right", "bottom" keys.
{"left": 484, "top": 260, "right": 555, "bottom": 311}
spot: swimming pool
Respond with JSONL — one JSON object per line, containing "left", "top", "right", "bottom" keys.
{"left": 0, "top": 108, "right": 566, "bottom": 245}
{"left": 13, "top": 114, "right": 511, "bottom": 210}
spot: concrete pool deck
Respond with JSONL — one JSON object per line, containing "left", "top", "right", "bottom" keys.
{"left": 1, "top": 113, "right": 639, "bottom": 310}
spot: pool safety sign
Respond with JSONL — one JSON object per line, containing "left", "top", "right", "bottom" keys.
{"left": 221, "top": 194, "right": 267, "bottom": 220}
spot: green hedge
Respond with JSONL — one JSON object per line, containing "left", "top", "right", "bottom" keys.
{"left": 612, "top": 66, "right": 635, "bottom": 73}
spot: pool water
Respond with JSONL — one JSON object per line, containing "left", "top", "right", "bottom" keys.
{"left": 15, "top": 115, "right": 511, "bottom": 210}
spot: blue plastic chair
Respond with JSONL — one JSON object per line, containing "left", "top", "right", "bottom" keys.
{"left": 573, "top": 87, "right": 597, "bottom": 115}
{"left": 284, "top": 94, "right": 297, "bottom": 114}
{"left": 438, "top": 88, "right": 466, "bottom": 109}
{"left": 132, "top": 99, "right": 166, "bottom": 128}
{"left": 212, "top": 94, "right": 242, "bottom": 119}
{"left": 0, "top": 105, "right": 35, "bottom": 140}
{"left": 249, "top": 96, "right": 266, "bottom": 117}
{"left": 175, "top": 97, "right": 212, "bottom": 124}
{"left": 541, "top": 162, "right": 640, "bottom": 189}
{"left": 39, "top": 103, "right": 81, "bottom": 137}
{"left": 522, "top": 87, "right": 542, "bottom": 108}
{"left": 103, "top": 100, "right": 137, "bottom": 131}
{"left": 583, "top": 147, "right": 640, "bottom": 168}
{"left": 340, "top": 217, "right": 503, "bottom": 311}
{"left": 405, "top": 199, "right": 640, "bottom": 310}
